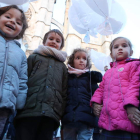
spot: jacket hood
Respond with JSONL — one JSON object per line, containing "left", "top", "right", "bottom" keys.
{"left": 0, "top": 36, "right": 21, "bottom": 48}
{"left": 33, "top": 45, "right": 67, "bottom": 62}
{"left": 110, "top": 58, "right": 140, "bottom": 68}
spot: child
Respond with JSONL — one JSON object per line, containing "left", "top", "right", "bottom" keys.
{"left": 91, "top": 37, "right": 140, "bottom": 140}
{"left": 61, "top": 48, "right": 102, "bottom": 140}
{"left": 15, "top": 29, "right": 68, "bottom": 140}
{"left": 0, "top": 5, "right": 28, "bottom": 136}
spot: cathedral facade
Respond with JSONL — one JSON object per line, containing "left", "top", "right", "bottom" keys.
{"left": 24, "top": 0, "right": 112, "bottom": 70}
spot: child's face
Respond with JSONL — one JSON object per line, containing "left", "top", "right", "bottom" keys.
{"left": 0, "top": 8, "right": 23, "bottom": 40}
{"left": 111, "top": 38, "right": 133, "bottom": 61}
{"left": 43, "top": 32, "right": 62, "bottom": 50}
{"left": 74, "top": 51, "right": 87, "bottom": 70}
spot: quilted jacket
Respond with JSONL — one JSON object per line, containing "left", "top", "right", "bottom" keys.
{"left": 90, "top": 58, "right": 140, "bottom": 133}
{"left": 0, "top": 36, "right": 28, "bottom": 113}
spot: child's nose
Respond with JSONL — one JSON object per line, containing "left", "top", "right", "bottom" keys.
{"left": 52, "top": 40, "right": 56, "bottom": 44}
{"left": 118, "top": 46, "right": 123, "bottom": 49}
{"left": 10, "top": 18, "right": 16, "bottom": 24}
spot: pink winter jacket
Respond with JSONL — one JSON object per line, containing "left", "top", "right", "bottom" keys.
{"left": 90, "top": 58, "right": 140, "bottom": 133}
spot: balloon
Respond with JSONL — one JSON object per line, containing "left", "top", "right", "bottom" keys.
{"left": 84, "top": 0, "right": 113, "bottom": 17}
{"left": 68, "top": 6, "right": 87, "bottom": 34}
{"left": 90, "top": 49, "right": 112, "bottom": 71}
{"left": 0, "top": 0, "right": 37, "bottom": 12}
{"left": 0, "top": 0, "right": 36, "bottom": 5}
{"left": 84, "top": 0, "right": 127, "bottom": 35}
{"left": 69, "top": 0, "right": 127, "bottom": 43}
{"left": 69, "top": 0, "right": 104, "bottom": 42}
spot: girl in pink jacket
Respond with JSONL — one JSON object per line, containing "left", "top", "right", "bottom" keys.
{"left": 91, "top": 37, "right": 140, "bottom": 140}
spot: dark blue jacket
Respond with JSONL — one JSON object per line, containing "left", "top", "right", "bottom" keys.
{"left": 62, "top": 71, "right": 102, "bottom": 127}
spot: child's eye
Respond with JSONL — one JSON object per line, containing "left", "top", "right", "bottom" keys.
{"left": 123, "top": 44, "right": 127, "bottom": 47}
{"left": 17, "top": 22, "right": 21, "bottom": 25}
{"left": 57, "top": 40, "right": 60, "bottom": 43}
{"left": 114, "top": 46, "right": 118, "bottom": 49}
{"left": 5, "top": 16, "right": 10, "bottom": 19}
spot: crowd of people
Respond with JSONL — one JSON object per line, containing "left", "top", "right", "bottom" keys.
{"left": 0, "top": 4, "right": 139, "bottom": 140}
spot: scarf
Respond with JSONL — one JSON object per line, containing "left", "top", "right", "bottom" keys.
{"left": 68, "top": 64, "right": 89, "bottom": 76}
{"left": 33, "top": 45, "right": 67, "bottom": 62}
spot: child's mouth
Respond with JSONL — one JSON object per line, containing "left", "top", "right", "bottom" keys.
{"left": 50, "top": 45, "right": 55, "bottom": 48}
{"left": 5, "top": 24, "right": 15, "bottom": 30}
{"left": 118, "top": 52, "right": 123, "bottom": 55}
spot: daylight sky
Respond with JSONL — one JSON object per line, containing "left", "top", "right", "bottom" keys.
{"left": 52, "top": 0, "right": 140, "bottom": 58}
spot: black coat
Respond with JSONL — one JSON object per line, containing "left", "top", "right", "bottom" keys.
{"left": 16, "top": 54, "right": 68, "bottom": 130}
{"left": 62, "top": 71, "right": 102, "bottom": 127}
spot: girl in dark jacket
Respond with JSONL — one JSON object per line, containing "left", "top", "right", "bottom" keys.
{"left": 15, "top": 29, "right": 68, "bottom": 140}
{"left": 61, "top": 48, "right": 102, "bottom": 140}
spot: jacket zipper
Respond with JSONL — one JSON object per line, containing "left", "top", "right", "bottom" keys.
{"left": 30, "top": 60, "right": 42, "bottom": 77}
{"left": 0, "top": 42, "right": 9, "bottom": 100}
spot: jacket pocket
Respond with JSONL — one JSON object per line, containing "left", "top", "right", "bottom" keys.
{"left": 24, "top": 87, "right": 39, "bottom": 109}
{"left": 53, "top": 91, "right": 63, "bottom": 116}
{"left": 29, "top": 60, "right": 42, "bottom": 78}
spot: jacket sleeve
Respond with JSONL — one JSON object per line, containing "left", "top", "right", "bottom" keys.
{"left": 90, "top": 71, "right": 102, "bottom": 95}
{"left": 16, "top": 55, "right": 28, "bottom": 109}
{"left": 123, "top": 61, "right": 140, "bottom": 108}
{"left": 90, "top": 75, "right": 105, "bottom": 106}
{"left": 61, "top": 65, "right": 68, "bottom": 116}
{"left": 91, "top": 71, "right": 102, "bottom": 83}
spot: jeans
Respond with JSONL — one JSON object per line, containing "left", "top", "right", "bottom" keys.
{"left": 62, "top": 122, "right": 93, "bottom": 140}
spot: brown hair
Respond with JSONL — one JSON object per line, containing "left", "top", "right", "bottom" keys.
{"left": 110, "top": 37, "right": 132, "bottom": 53}
{"left": 67, "top": 48, "right": 92, "bottom": 69}
{"left": 0, "top": 5, "right": 28, "bottom": 39}
{"left": 43, "top": 29, "right": 64, "bottom": 50}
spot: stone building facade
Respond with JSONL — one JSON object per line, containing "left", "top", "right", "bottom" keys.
{"left": 24, "top": 0, "right": 112, "bottom": 70}
{"left": 23, "top": 0, "right": 56, "bottom": 55}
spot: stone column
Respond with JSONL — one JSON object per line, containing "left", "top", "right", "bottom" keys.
{"left": 30, "top": 0, "right": 55, "bottom": 50}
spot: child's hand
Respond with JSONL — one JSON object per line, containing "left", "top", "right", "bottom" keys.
{"left": 104, "top": 66, "right": 108, "bottom": 72}
{"left": 126, "top": 106, "right": 140, "bottom": 126}
{"left": 92, "top": 103, "right": 102, "bottom": 117}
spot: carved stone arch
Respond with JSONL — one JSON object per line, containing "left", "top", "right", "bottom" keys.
{"left": 25, "top": 4, "right": 36, "bottom": 27}
{"left": 51, "top": 18, "right": 64, "bottom": 32}
{"left": 24, "top": 3, "right": 37, "bottom": 50}
{"left": 25, "top": 8, "right": 32, "bottom": 22}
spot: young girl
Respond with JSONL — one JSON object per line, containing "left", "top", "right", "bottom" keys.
{"left": 61, "top": 48, "right": 102, "bottom": 140}
{"left": 0, "top": 5, "right": 28, "bottom": 136}
{"left": 91, "top": 37, "right": 140, "bottom": 140}
{"left": 15, "top": 29, "right": 68, "bottom": 140}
